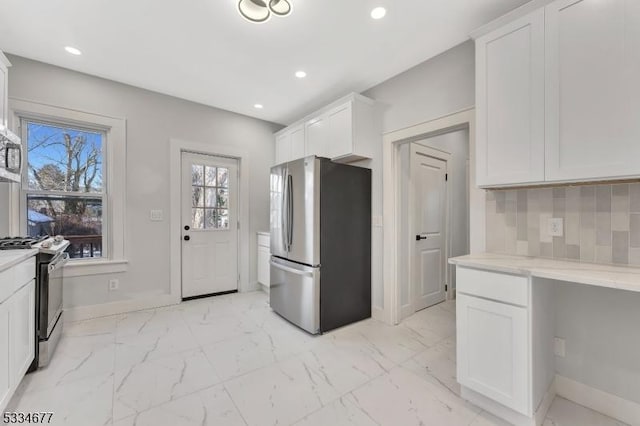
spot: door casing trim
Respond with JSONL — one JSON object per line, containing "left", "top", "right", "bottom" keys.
{"left": 170, "top": 139, "right": 251, "bottom": 303}
{"left": 381, "top": 108, "right": 484, "bottom": 325}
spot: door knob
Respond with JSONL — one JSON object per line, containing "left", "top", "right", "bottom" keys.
{"left": 416, "top": 235, "right": 427, "bottom": 241}
{"left": 184, "top": 225, "right": 190, "bottom": 231}
{"left": 184, "top": 235, "right": 190, "bottom": 241}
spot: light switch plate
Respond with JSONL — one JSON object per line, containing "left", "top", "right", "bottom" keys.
{"left": 548, "top": 218, "right": 564, "bottom": 237}
{"left": 150, "top": 210, "right": 164, "bottom": 221}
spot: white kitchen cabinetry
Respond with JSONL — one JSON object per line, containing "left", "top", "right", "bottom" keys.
{"left": 0, "top": 52, "right": 9, "bottom": 130}
{"left": 475, "top": 9, "right": 545, "bottom": 187}
{"left": 545, "top": 0, "right": 640, "bottom": 181}
{"left": 257, "top": 233, "right": 270, "bottom": 289}
{"left": 275, "top": 93, "right": 377, "bottom": 164}
{"left": 0, "top": 256, "right": 36, "bottom": 413}
{"left": 275, "top": 124, "right": 305, "bottom": 165}
{"left": 474, "top": 0, "right": 640, "bottom": 187}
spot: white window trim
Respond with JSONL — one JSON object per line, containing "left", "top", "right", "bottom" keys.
{"left": 9, "top": 98, "right": 128, "bottom": 276}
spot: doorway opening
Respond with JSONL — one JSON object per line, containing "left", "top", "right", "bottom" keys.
{"left": 398, "top": 129, "right": 470, "bottom": 321}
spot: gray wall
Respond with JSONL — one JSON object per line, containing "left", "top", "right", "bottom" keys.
{"left": 363, "top": 40, "right": 475, "bottom": 134}
{"left": 360, "top": 40, "right": 475, "bottom": 309}
{"left": 5, "top": 55, "right": 280, "bottom": 309}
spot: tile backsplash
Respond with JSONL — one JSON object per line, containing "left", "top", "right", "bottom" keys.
{"left": 485, "top": 183, "right": 640, "bottom": 266}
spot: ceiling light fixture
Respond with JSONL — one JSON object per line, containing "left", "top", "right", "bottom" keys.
{"left": 295, "top": 70, "right": 307, "bottom": 78}
{"left": 238, "top": 0, "right": 292, "bottom": 23}
{"left": 64, "top": 46, "right": 82, "bottom": 55}
{"left": 370, "top": 7, "right": 386, "bottom": 20}
{"left": 254, "top": 104, "right": 264, "bottom": 109}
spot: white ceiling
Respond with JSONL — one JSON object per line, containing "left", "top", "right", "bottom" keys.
{"left": 0, "top": 0, "right": 530, "bottom": 125}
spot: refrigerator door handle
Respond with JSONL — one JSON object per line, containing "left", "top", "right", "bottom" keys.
{"left": 287, "top": 174, "right": 293, "bottom": 248}
{"left": 281, "top": 170, "right": 289, "bottom": 251}
{"left": 270, "top": 260, "right": 313, "bottom": 277}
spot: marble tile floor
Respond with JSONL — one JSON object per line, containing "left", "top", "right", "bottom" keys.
{"left": 5, "top": 291, "right": 627, "bottom": 426}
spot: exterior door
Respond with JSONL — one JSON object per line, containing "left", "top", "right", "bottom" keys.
{"left": 181, "top": 152, "right": 238, "bottom": 298}
{"left": 410, "top": 144, "right": 447, "bottom": 312}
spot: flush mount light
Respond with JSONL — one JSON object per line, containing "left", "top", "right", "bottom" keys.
{"left": 295, "top": 70, "right": 307, "bottom": 78}
{"left": 370, "top": 7, "right": 386, "bottom": 20}
{"left": 238, "top": 0, "right": 292, "bottom": 23}
{"left": 254, "top": 104, "right": 264, "bottom": 109}
{"left": 64, "top": 46, "right": 82, "bottom": 55}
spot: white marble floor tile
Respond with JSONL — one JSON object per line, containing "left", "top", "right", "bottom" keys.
{"left": 469, "top": 410, "right": 513, "bottom": 425}
{"left": 259, "top": 313, "right": 322, "bottom": 361}
{"left": 293, "top": 394, "right": 378, "bottom": 426}
{"left": 115, "top": 306, "right": 187, "bottom": 337}
{"left": 350, "top": 366, "right": 481, "bottom": 426}
{"left": 114, "top": 323, "right": 200, "bottom": 370}
{"left": 543, "top": 397, "right": 629, "bottom": 426}
{"left": 113, "top": 385, "right": 246, "bottom": 426}
{"left": 400, "top": 303, "right": 456, "bottom": 343}
{"left": 19, "top": 334, "right": 116, "bottom": 393}
{"left": 401, "top": 336, "right": 459, "bottom": 396}
{"left": 201, "top": 329, "right": 278, "bottom": 382}
{"left": 7, "top": 372, "right": 114, "bottom": 426}
{"left": 113, "top": 349, "right": 221, "bottom": 420}
{"left": 183, "top": 311, "right": 260, "bottom": 346}
{"left": 63, "top": 315, "right": 118, "bottom": 338}
{"left": 224, "top": 354, "right": 341, "bottom": 426}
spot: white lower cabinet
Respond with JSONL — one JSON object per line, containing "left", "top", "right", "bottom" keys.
{"left": 257, "top": 233, "right": 270, "bottom": 288}
{"left": 0, "top": 256, "right": 36, "bottom": 413}
{"left": 457, "top": 293, "right": 529, "bottom": 415}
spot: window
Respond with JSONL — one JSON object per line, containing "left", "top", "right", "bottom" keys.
{"left": 190, "top": 164, "right": 229, "bottom": 229}
{"left": 23, "top": 119, "right": 106, "bottom": 259}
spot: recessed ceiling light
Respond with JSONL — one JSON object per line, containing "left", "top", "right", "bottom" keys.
{"left": 254, "top": 104, "right": 264, "bottom": 109}
{"left": 370, "top": 7, "right": 386, "bottom": 20}
{"left": 295, "top": 71, "right": 307, "bottom": 78}
{"left": 64, "top": 46, "right": 82, "bottom": 55}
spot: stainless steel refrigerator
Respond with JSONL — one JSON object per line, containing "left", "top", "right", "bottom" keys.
{"left": 270, "top": 156, "right": 371, "bottom": 334}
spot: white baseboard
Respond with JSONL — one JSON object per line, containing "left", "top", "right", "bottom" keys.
{"left": 371, "top": 305, "right": 385, "bottom": 322}
{"left": 64, "top": 294, "right": 180, "bottom": 322}
{"left": 258, "top": 283, "right": 270, "bottom": 295}
{"left": 555, "top": 375, "right": 640, "bottom": 426}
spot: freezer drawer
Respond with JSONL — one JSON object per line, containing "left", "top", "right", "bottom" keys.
{"left": 269, "top": 257, "right": 320, "bottom": 334}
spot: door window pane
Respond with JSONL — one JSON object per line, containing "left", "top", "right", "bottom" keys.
{"left": 205, "top": 188, "right": 217, "bottom": 208}
{"left": 205, "top": 166, "right": 217, "bottom": 186}
{"left": 192, "top": 208, "right": 204, "bottom": 229}
{"left": 216, "top": 189, "right": 229, "bottom": 209}
{"left": 192, "top": 187, "right": 203, "bottom": 207}
{"left": 192, "top": 165, "right": 204, "bottom": 185}
{"left": 217, "top": 168, "right": 229, "bottom": 188}
{"left": 190, "top": 162, "right": 230, "bottom": 230}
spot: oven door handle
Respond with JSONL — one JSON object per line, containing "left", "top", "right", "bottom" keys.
{"left": 48, "top": 252, "right": 69, "bottom": 273}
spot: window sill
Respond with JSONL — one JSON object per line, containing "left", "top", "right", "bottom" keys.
{"left": 63, "top": 259, "right": 129, "bottom": 278}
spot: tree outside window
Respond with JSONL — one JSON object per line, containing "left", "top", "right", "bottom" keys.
{"left": 24, "top": 120, "right": 105, "bottom": 259}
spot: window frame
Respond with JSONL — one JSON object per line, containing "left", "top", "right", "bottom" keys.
{"left": 21, "top": 117, "right": 109, "bottom": 260}
{"left": 9, "top": 99, "right": 128, "bottom": 277}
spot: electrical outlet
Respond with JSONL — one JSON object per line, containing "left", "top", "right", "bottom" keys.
{"left": 109, "top": 279, "right": 119, "bottom": 291}
{"left": 554, "top": 337, "right": 566, "bottom": 357}
{"left": 548, "top": 218, "right": 564, "bottom": 237}
{"left": 150, "top": 210, "right": 164, "bottom": 221}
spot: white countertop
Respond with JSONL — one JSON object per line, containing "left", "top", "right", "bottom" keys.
{"left": 449, "top": 253, "right": 640, "bottom": 293}
{"left": 0, "top": 249, "right": 38, "bottom": 273}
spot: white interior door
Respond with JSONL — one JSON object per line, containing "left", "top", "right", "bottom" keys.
{"left": 181, "top": 152, "right": 238, "bottom": 299}
{"left": 410, "top": 144, "right": 448, "bottom": 313}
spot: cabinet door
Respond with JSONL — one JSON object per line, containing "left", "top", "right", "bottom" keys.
{"left": 9, "top": 281, "right": 35, "bottom": 388}
{"left": 457, "top": 293, "right": 530, "bottom": 415}
{"left": 0, "top": 60, "right": 7, "bottom": 130}
{"left": 327, "top": 103, "right": 353, "bottom": 159}
{"left": 0, "top": 302, "right": 10, "bottom": 413}
{"left": 290, "top": 125, "right": 306, "bottom": 160}
{"left": 257, "top": 246, "right": 270, "bottom": 286}
{"left": 545, "top": 0, "right": 640, "bottom": 181}
{"left": 475, "top": 9, "right": 545, "bottom": 186}
{"left": 305, "top": 115, "right": 330, "bottom": 158}
{"left": 275, "top": 133, "right": 292, "bottom": 165}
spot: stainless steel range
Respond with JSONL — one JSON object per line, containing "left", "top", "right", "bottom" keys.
{"left": 0, "top": 235, "right": 69, "bottom": 370}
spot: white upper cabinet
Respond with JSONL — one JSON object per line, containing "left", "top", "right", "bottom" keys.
{"left": 275, "top": 93, "right": 377, "bottom": 164}
{"left": 274, "top": 124, "right": 305, "bottom": 165}
{"left": 545, "top": 0, "right": 640, "bottom": 181}
{"left": 475, "top": 9, "right": 545, "bottom": 187}
{"left": 0, "top": 53, "right": 8, "bottom": 130}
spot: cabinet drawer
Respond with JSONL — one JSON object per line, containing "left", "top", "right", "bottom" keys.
{"left": 257, "top": 234, "right": 270, "bottom": 248}
{"left": 457, "top": 267, "right": 528, "bottom": 306}
{"left": 0, "top": 257, "right": 36, "bottom": 305}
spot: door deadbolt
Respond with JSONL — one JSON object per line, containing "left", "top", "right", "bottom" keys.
{"left": 184, "top": 225, "right": 190, "bottom": 231}
{"left": 184, "top": 235, "right": 190, "bottom": 241}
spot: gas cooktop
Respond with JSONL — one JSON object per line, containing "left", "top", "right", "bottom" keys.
{"left": 0, "top": 236, "right": 49, "bottom": 250}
